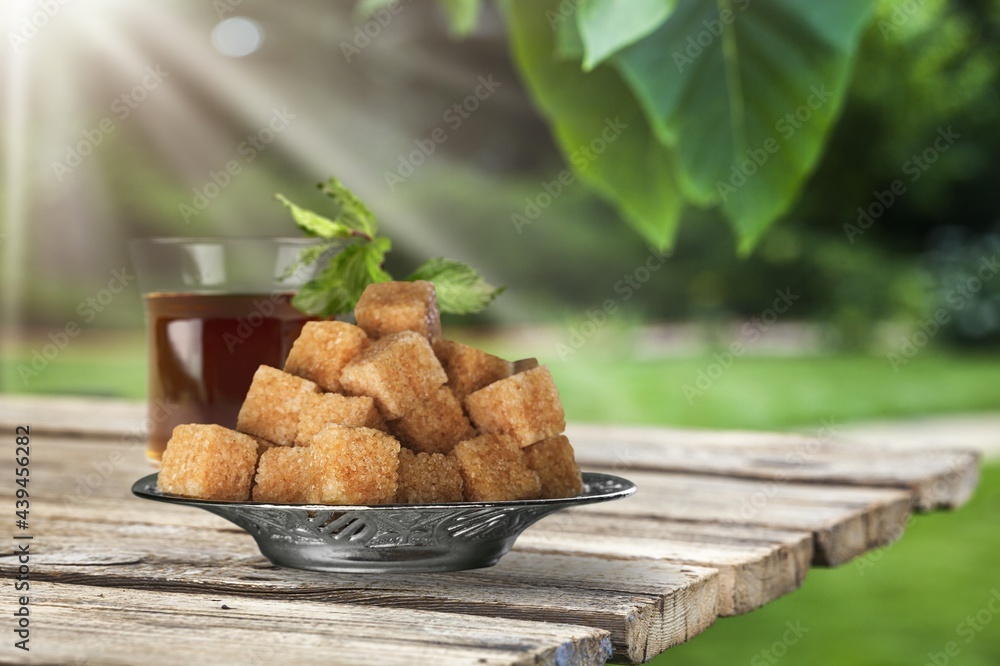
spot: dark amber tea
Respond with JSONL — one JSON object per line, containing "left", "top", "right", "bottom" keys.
{"left": 145, "top": 292, "right": 314, "bottom": 460}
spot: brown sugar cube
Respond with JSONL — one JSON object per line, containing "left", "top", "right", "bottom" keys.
{"left": 237, "top": 366, "right": 321, "bottom": 446}
{"left": 354, "top": 280, "right": 441, "bottom": 341}
{"left": 252, "top": 446, "right": 312, "bottom": 503}
{"left": 450, "top": 434, "right": 541, "bottom": 502}
{"left": 513, "top": 358, "right": 539, "bottom": 374}
{"left": 433, "top": 338, "right": 513, "bottom": 400}
{"left": 523, "top": 435, "right": 584, "bottom": 499}
{"left": 295, "top": 393, "right": 388, "bottom": 446}
{"left": 252, "top": 436, "right": 278, "bottom": 459}
{"left": 306, "top": 425, "right": 400, "bottom": 504}
{"left": 464, "top": 366, "right": 566, "bottom": 447}
{"left": 339, "top": 331, "right": 447, "bottom": 419}
{"left": 395, "top": 448, "right": 465, "bottom": 504}
{"left": 283, "top": 321, "right": 368, "bottom": 392}
{"left": 158, "top": 424, "right": 258, "bottom": 501}
{"left": 388, "top": 386, "right": 475, "bottom": 455}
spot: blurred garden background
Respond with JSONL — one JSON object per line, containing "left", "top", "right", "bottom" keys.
{"left": 2, "top": 0, "right": 1000, "bottom": 663}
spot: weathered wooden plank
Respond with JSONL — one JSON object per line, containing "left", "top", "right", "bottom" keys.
{"left": 518, "top": 511, "right": 812, "bottom": 616}
{"left": 567, "top": 423, "right": 980, "bottom": 511}
{"left": 18, "top": 492, "right": 804, "bottom": 618}
{"left": 6, "top": 436, "right": 908, "bottom": 567}
{"left": 5, "top": 436, "right": 718, "bottom": 661}
{"left": 0, "top": 394, "right": 146, "bottom": 439}
{"left": 579, "top": 468, "right": 912, "bottom": 567}
{"left": 5, "top": 501, "right": 719, "bottom": 664}
{"left": 2, "top": 402, "right": 940, "bottom": 660}
{"left": 3, "top": 395, "right": 978, "bottom": 510}
{"left": 11, "top": 498, "right": 719, "bottom": 662}
{"left": 8, "top": 436, "right": 901, "bottom": 572}
{"left": 3, "top": 436, "right": 153, "bottom": 504}
{"left": 13, "top": 582, "right": 612, "bottom": 666}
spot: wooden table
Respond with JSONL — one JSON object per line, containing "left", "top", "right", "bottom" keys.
{"left": 0, "top": 396, "right": 980, "bottom": 665}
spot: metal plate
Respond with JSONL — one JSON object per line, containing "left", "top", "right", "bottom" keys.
{"left": 132, "top": 472, "right": 636, "bottom": 573}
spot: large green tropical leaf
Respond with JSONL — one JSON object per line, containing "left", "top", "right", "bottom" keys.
{"left": 576, "top": 0, "right": 676, "bottom": 71}
{"left": 612, "top": 0, "right": 875, "bottom": 249}
{"left": 504, "top": 0, "right": 684, "bottom": 249}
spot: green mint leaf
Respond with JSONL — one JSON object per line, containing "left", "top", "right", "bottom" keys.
{"left": 292, "top": 238, "right": 393, "bottom": 316}
{"left": 407, "top": 258, "right": 503, "bottom": 315}
{"left": 292, "top": 277, "right": 342, "bottom": 316}
{"left": 279, "top": 241, "right": 337, "bottom": 281}
{"left": 318, "top": 177, "right": 378, "bottom": 238}
{"left": 276, "top": 194, "right": 357, "bottom": 239}
{"left": 359, "top": 236, "right": 393, "bottom": 284}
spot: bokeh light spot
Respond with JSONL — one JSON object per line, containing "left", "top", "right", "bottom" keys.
{"left": 211, "top": 17, "right": 264, "bottom": 58}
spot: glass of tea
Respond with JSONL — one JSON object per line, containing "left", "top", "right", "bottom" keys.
{"left": 129, "top": 237, "right": 326, "bottom": 463}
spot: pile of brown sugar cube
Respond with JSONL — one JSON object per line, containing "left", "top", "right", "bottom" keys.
{"left": 157, "top": 280, "right": 584, "bottom": 505}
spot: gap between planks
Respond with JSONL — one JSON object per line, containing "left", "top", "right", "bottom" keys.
{"left": 579, "top": 468, "right": 912, "bottom": 567}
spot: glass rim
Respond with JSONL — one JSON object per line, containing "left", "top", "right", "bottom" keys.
{"left": 129, "top": 236, "right": 323, "bottom": 246}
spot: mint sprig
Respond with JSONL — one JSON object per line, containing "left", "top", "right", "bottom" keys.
{"left": 277, "top": 177, "right": 503, "bottom": 317}
{"left": 407, "top": 258, "right": 504, "bottom": 314}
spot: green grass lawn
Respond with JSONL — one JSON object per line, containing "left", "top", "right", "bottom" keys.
{"left": 3, "top": 329, "right": 1000, "bottom": 665}
{"left": 662, "top": 465, "right": 1000, "bottom": 666}
{"left": 7, "top": 331, "right": 1000, "bottom": 431}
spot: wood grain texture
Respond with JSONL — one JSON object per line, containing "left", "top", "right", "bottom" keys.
{"left": 11, "top": 582, "right": 612, "bottom": 666}
{"left": 0, "top": 396, "right": 977, "bottom": 510}
{"left": 13, "top": 436, "right": 895, "bottom": 566}
{"left": 567, "top": 423, "right": 980, "bottom": 511}
{"left": 518, "top": 512, "right": 812, "bottom": 616}
{"left": 2, "top": 501, "right": 719, "bottom": 664}
{"left": 579, "top": 468, "right": 912, "bottom": 567}
{"left": 0, "top": 394, "right": 146, "bottom": 439}
{"left": 0, "top": 395, "right": 978, "bottom": 665}
{"left": 7, "top": 436, "right": 904, "bottom": 581}
{"left": 14, "top": 491, "right": 805, "bottom": 617}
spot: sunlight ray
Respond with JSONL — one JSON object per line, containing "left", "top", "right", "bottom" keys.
{"left": 2, "top": 0, "right": 31, "bottom": 384}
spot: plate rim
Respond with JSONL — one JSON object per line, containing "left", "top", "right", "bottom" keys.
{"left": 132, "top": 471, "right": 636, "bottom": 512}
